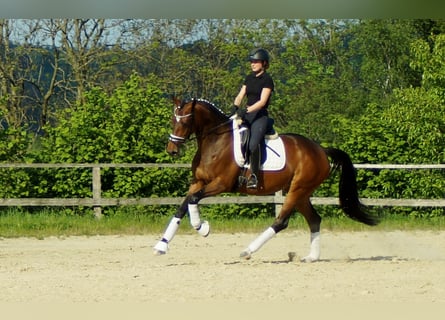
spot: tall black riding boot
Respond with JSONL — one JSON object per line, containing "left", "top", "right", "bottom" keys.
{"left": 247, "top": 147, "right": 260, "bottom": 189}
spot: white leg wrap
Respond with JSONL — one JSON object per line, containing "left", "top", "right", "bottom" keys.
{"left": 197, "top": 220, "right": 210, "bottom": 237}
{"left": 302, "top": 231, "right": 320, "bottom": 262}
{"left": 247, "top": 227, "right": 276, "bottom": 254}
{"left": 163, "top": 217, "right": 181, "bottom": 242}
{"left": 188, "top": 204, "right": 210, "bottom": 237}
{"left": 188, "top": 204, "right": 201, "bottom": 229}
{"left": 153, "top": 217, "right": 181, "bottom": 255}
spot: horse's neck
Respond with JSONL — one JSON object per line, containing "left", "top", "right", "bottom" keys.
{"left": 196, "top": 114, "right": 228, "bottom": 137}
{"left": 197, "top": 121, "right": 232, "bottom": 155}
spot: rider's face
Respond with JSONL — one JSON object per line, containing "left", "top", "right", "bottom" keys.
{"left": 250, "top": 60, "right": 264, "bottom": 73}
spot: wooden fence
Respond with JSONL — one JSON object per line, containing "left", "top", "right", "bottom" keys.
{"left": 0, "top": 163, "right": 444, "bottom": 218}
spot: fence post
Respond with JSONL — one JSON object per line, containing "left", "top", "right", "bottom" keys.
{"left": 92, "top": 166, "right": 103, "bottom": 219}
{"left": 274, "top": 190, "right": 283, "bottom": 217}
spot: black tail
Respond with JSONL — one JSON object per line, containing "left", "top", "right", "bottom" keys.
{"left": 324, "top": 147, "right": 379, "bottom": 226}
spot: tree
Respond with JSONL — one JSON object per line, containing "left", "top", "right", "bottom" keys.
{"left": 271, "top": 20, "right": 365, "bottom": 142}
{"left": 348, "top": 19, "right": 421, "bottom": 100}
{"left": 53, "top": 19, "right": 132, "bottom": 106}
{"left": 331, "top": 33, "right": 445, "bottom": 216}
{"left": 0, "top": 20, "right": 44, "bottom": 130}
{"left": 388, "top": 33, "right": 445, "bottom": 164}
{"left": 38, "top": 73, "right": 190, "bottom": 200}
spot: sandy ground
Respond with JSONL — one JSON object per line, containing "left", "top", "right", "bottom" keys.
{"left": 1, "top": 230, "right": 444, "bottom": 304}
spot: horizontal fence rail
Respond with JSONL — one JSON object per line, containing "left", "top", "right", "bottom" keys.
{"left": 0, "top": 163, "right": 444, "bottom": 218}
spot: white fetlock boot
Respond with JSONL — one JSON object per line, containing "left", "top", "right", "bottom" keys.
{"left": 301, "top": 232, "right": 320, "bottom": 262}
{"left": 240, "top": 227, "right": 276, "bottom": 259}
{"left": 189, "top": 204, "right": 210, "bottom": 237}
{"left": 153, "top": 217, "right": 181, "bottom": 255}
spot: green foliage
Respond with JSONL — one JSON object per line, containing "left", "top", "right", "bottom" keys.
{"left": 329, "top": 32, "right": 445, "bottom": 218}
{"left": 387, "top": 87, "right": 444, "bottom": 163}
{"left": 0, "top": 125, "right": 30, "bottom": 162}
{"left": 34, "top": 73, "right": 191, "bottom": 204}
{"left": 0, "top": 108, "right": 38, "bottom": 198}
{"left": 107, "top": 73, "right": 171, "bottom": 163}
{"left": 348, "top": 20, "right": 421, "bottom": 99}
{"left": 200, "top": 198, "right": 276, "bottom": 221}
{"left": 410, "top": 34, "right": 445, "bottom": 90}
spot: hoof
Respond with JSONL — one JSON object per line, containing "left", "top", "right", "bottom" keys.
{"left": 301, "top": 255, "right": 318, "bottom": 263}
{"left": 240, "top": 250, "right": 252, "bottom": 260}
{"left": 153, "top": 240, "right": 168, "bottom": 255}
{"left": 197, "top": 220, "right": 210, "bottom": 237}
{"left": 153, "top": 249, "right": 166, "bottom": 256}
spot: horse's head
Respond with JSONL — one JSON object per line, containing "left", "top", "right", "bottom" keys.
{"left": 166, "top": 97, "right": 230, "bottom": 156}
{"left": 166, "top": 98, "right": 196, "bottom": 156}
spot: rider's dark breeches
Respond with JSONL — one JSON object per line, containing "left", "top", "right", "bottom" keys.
{"left": 248, "top": 115, "right": 268, "bottom": 154}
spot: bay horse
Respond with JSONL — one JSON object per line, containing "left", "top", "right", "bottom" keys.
{"left": 153, "top": 98, "right": 379, "bottom": 262}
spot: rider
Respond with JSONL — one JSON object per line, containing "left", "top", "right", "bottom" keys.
{"left": 232, "top": 48, "right": 275, "bottom": 189}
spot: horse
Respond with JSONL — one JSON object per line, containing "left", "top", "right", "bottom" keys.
{"left": 153, "top": 98, "right": 379, "bottom": 262}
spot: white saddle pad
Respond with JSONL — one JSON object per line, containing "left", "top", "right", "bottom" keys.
{"left": 232, "top": 119, "right": 286, "bottom": 171}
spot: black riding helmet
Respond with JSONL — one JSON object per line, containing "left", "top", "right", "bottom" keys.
{"left": 248, "top": 48, "right": 270, "bottom": 68}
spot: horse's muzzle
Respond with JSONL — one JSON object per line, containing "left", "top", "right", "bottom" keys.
{"left": 166, "top": 134, "right": 185, "bottom": 156}
{"left": 166, "top": 144, "right": 178, "bottom": 156}
{"left": 166, "top": 141, "right": 179, "bottom": 156}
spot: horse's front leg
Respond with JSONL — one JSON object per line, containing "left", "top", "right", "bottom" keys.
{"left": 153, "top": 189, "right": 210, "bottom": 255}
{"left": 153, "top": 198, "right": 189, "bottom": 255}
{"left": 187, "top": 189, "right": 211, "bottom": 237}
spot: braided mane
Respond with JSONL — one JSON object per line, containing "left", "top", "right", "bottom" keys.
{"left": 191, "top": 98, "right": 227, "bottom": 118}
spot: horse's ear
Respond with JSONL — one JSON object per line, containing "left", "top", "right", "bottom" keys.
{"left": 172, "top": 96, "right": 181, "bottom": 107}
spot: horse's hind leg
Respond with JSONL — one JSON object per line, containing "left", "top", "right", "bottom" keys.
{"left": 239, "top": 194, "right": 297, "bottom": 259}
{"left": 240, "top": 189, "right": 322, "bottom": 261}
{"left": 296, "top": 199, "right": 322, "bottom": 262}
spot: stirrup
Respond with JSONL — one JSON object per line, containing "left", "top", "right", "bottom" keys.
{"left": 246, "top": 174, "right": 258, "bottom": 189}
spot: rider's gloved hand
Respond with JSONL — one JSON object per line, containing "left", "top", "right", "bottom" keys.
{"left": 229, "top": 105, "right": 239, "bottom": 117}
{"left": 236, "top": 107, "right": 247, "bottom": 120}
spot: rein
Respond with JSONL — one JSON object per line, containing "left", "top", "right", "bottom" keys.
{"left": 199, "top": 118, "right": 233, "bottom": 138}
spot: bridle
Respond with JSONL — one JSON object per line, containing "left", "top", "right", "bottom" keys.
{"left": 168, "top": 106, "right": 193, "bottom": 144}
{"left": 174, "top": 109, "right": 193, "bottom": 123}
{"left": 168, "top": 100, "right": 233, "bottom": 145}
